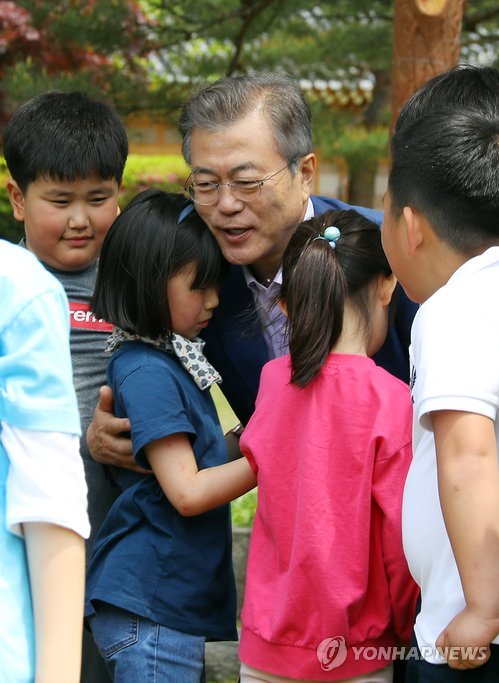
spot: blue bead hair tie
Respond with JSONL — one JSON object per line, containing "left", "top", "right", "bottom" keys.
{"left": 313, "top": 225, "right": 341, "bottom": 249}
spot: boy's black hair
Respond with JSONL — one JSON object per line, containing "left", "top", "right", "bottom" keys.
{"left": 2, "top": 90, "right": 128, "bottom": 191}
{"left": 396, "top": 63, "right": 499, "bottom": 132}
{"left": 92, "top": 189, "right": 228, "bottom": 339}
{"left": 389, "top": 108, "right": 499, "bottom": 255}
{"left": 281, "top": 209, "right": 392, "bottom": 388}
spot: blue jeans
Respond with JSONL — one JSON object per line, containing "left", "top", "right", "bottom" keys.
{"left": 88, "top": 602, "right": 206, "bottom": 683}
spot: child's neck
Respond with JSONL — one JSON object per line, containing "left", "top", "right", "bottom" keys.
{"left": 332, "top": 306, "right": 368, "bottom": 357}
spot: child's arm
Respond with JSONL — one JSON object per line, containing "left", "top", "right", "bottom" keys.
{"left": 146, "top": 432, "right": 257, "bottom": 516}
{"left": 24, "top": 523, "right": 85, "bottom": 683}
{"left": 3, "top": 426, "right": 90, "bottom": 683}
{"left": 432, "top": 410, "right": 499, "bottom": 669}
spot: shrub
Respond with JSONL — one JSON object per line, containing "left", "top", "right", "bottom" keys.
{"left": 0, "top": 158, "right": 22, "bottom": 242}
{"left": 120, "top": 154, "right": 190, "bottom": 207}
{"left": 231, "top": 489, "right": 257, "bottom": 527}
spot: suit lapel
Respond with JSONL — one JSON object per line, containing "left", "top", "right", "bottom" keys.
{"left": 203, "top": 265, "right": 268, "bottom": 420}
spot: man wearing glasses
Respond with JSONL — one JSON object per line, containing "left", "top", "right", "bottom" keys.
{"left": 87, "top": 72, "right": 416, "bottom": 457}
{"left": 177, "top": 73, "right": 415, "bottom": 425}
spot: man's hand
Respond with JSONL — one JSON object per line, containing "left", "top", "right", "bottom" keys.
{"left": 436, "top": 606, "right": 497, "bottom": 669}
{"left": 86, "top": 386, "right": 150, "bottom": 473}
{"left": 225, "top": 423, "right": 244, "bottom": 462}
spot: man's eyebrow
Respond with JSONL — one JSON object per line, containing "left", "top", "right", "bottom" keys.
{"left": 192, "top": 163, "right": 258, "bottom": 175}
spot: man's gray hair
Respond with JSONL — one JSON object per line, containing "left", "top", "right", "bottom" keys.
{"left": 179, "top": 72, "right": 312, "bottom": 169}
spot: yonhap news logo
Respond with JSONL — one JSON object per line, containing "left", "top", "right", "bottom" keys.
{"left": 316, "top": 637, "right": 488, "bottom": 671}
{"left": 316, "top": 637, "right": 348, "bottom": 671}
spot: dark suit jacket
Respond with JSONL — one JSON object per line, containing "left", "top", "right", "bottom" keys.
{"left": 202, "top": 195, "right": 418, "bottom": 425}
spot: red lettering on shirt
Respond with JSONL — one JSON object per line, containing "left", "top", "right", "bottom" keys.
{"left": 69, "top": 301, "right": 113, "bottom": 332}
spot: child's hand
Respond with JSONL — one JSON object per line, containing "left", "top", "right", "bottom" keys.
{"left": 436, "top": 606, "right": 498, "bottom": 669}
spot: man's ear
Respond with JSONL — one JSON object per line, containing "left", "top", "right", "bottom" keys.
{"left": 278, "top": 297, "right": 288, "bottom": 319}
{"left": 7, "top": 179, "right": 26, "bottom": 222}
{"left": 402, "top": 206, "right": 424, "bottom": 256}
{"left": 378, "top": 273, "right": 398, "bottom": 306}
{"left": 298, "top": 153, "right": 316, "bottom": 196}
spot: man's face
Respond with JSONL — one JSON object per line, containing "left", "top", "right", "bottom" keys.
{"left": 188, "top": 110, "right": 315, "bottom": 281}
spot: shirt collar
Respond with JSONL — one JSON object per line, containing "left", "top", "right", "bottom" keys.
{"left": 242, "top": 264, "right": 282, "bottom": 289}
{"left": 303, "top": 196, "right": 314, "bottom": 221}
{"left": 105, "top": 328, "right": 221, "bottom": 391}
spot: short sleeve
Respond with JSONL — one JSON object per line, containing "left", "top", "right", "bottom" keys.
{"left": 117, "top": 364, "right": 196, "bottom": 467}
{"left": 2, "top": 424, "right": 90, "bottom": 539}
{"left": 412, "top": 299, "right": 499, "bottom": 429}
{"left": 0, "top": 288, "right": 80, "bottom": 434}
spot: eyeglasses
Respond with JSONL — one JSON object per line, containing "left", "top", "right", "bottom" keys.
{"left": 185, "top": 163, "right": 291, "bottom": 206}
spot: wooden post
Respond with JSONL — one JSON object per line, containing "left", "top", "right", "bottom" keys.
{"left": 390, "top": 0, "right": 466, "bottom": 131}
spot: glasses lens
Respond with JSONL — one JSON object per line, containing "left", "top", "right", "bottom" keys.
{"left": 189, "top": 183, "right": 218, "bottom": 205}
{"left": 230, "top": 181, "right": 262, "bottom": 203}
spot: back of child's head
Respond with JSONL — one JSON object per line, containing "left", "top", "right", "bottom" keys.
{"left": 389, "top": 107, "right": 499, "bottom": 255}
{"left": 2, "top": 90, "right": 128, "bottom": 191}
{"left": 396, "top": 63, "right": 499, "bottom": 132}
{"left": 281, "top": 209, "right": 392, "bottom": 387}
{"left": 92, "top": 189, "right": 228, "bottom": 339}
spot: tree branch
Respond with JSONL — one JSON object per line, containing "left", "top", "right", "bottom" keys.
{"left": 463, "top": 6, "right": 499, "bottom": 32}
{"left": 226, "top": 0, "right": 279, "bottom": 75}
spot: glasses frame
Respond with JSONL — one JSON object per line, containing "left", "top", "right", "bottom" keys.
{"left": 185, "top": 162, "right": 292, "bottom": 206}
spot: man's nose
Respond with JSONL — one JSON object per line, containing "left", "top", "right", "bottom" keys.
{"left": 215, "top": 184, "right": 244, "bottom": 213}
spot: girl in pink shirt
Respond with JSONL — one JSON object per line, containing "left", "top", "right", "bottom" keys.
{"left": 161, "top": 208, "right": 419, "bottom": 682}
{"left": 235, "top": 209, "right": 419, "bottom": 682}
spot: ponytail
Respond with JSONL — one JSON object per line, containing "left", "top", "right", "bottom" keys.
{"left": 281, "top": 209, "right": 391, "bottom": 387}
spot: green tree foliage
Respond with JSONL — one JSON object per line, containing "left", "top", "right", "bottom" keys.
{"left": 4, "top": 1, "right": 498, "bottom": 122}
{"left": 0, "top": 0, "right": 152, "bottom": 121}
{"left": 0, "top": 0, "right": 498, "bottom": 205}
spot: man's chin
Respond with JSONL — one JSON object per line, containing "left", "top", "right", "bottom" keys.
{"left": 219, "top": 242, "right": 256, "bottom": 267}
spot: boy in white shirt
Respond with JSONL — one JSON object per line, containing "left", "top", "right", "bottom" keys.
{"left": 0, "top": 239, "right": 89, "bottom": 682}
{"left": 382, "top": 104, "right": 499, "bottom": 682}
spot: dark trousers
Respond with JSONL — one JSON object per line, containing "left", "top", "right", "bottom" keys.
{"left": 405, "top": 644, "right": 499, "bottom": 683}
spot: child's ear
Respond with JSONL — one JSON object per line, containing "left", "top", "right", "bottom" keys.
{"left": 378, "top": 273, "right": 398, "bottom": 306}
{"left": 7, "top": 180, "right": 26, "bottom": 222}
{"left": 278, "top": 297, "right": 288, "bottom": 318}
{"left": 403, "top": 206, "right": 424, "bottom": 256}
